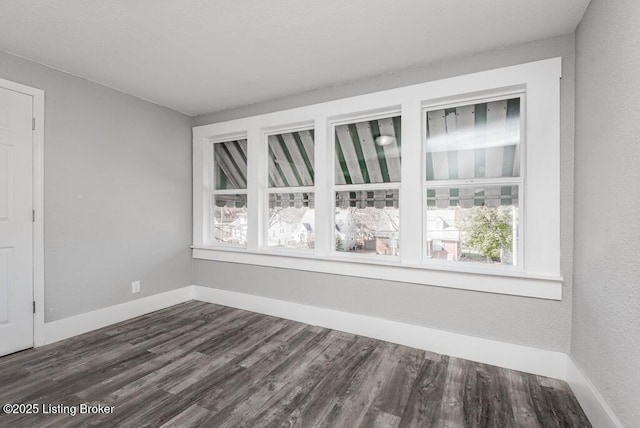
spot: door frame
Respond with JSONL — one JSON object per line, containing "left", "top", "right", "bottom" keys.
{"left": 0, "top": 77, "right": 45, "bottom": 348}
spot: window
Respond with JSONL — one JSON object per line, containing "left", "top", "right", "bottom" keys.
{"left": 335, "top": 190, "right": 399, "bottom": 255}
{"left": 266, "top": 128, "right": 315, "bottom": 251}
{"left": 425, "top": 185, "right": 519, "bottom": 264}
{"left": 333, "top": 115, "right": 401, "bottom": 256}
{"left": 193, "top": 58, "right": 562, "bottom": 299}
{"left": 424, "top": 96, "right": 522, "bottom": 267}
{"left": 211, "top": 138, "right": 248, "bottom": 246}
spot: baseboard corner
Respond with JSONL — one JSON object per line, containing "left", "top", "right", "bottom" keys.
{"left": 41, "top": 286, "right": 193, "bottom": 345}
{"left": 566, "top": 357, "right": 623, "bottom": 428}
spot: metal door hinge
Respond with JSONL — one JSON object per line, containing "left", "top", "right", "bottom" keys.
{"left": 32, "top": 210, "right": 35, "bottom": 223}
{"left": 33, "top": 301, "right": 36, "bottom": 314}
{"left": 32, "top": 118, "right": 36, "bottom": 130}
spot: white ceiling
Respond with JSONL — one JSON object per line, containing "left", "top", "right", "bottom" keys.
{"left": 0, "top": 0, "right": 590, "bottom": 116}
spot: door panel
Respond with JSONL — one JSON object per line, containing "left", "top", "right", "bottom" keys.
{"left": 0, "top": 248, "right": 13, "bottom": 324}
{"left": 0, "top": 146, "right": 10, "bottom": 219}
{"left": 0, "top": 87, "right": 33, "bottom": 356}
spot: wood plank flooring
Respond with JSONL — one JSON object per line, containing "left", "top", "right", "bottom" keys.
{"left": 0, "top": 301, "right": 591, "bottom": 427}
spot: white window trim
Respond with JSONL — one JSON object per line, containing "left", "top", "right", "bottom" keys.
{"left": 193, "top": 58, "right": 563, "bottom": 300}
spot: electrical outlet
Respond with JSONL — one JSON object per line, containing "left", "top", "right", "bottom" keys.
{"left": 131, "top": 280, "right": 141, "bottom": 294}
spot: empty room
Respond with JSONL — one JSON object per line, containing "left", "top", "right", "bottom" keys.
{"left": 0, "top": 0, "right": 638, "bottom": 426}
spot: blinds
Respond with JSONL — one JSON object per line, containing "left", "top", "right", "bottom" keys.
{"left": 426, "top": 98, "right": 520, "bottom": 181}
{"left": 335, "top": 117, "right": 401, "bottom": 185}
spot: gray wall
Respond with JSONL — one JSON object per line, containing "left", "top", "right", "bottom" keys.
{"left": 0, "top": 50, "right": 193, "bottom": 322}
{"left": 573, "top": 0, "right": 640, "bottom": 425}
{"left": 193, "top": 34, "right": 576, "bottom": 352}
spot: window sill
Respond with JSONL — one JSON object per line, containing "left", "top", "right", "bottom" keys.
{"left": 191, "top": 246, "right": 562, "bottom": 300}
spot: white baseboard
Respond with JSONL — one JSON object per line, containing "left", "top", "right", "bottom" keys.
{"left": 42, "top": 287, "right": 194, "bottom": 345}
{"left": 566, "top": 357, "right": 624, "bottom": 428}
{"left": 191, "top": 285, "right": 567, "bottom": 379}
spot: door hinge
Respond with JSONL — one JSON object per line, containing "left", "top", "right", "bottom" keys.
{"left": 33, "top": 301, "right": 36, "bottom": 314}
{"left": 32, "top": 117, "right": 36, "bottom": 131}
{"left": 32, "top": 210, "right": 35, "bottom": 223}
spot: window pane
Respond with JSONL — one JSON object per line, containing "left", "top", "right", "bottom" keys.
{"left": 335, "top": 190, "right": 399, "bottom": 256}
{"left": 212, "top": 194, "right": 247, "bottom": 245}
{"left": 425, "top": 185, "right": 519, "bottom": 265}
{"left": 214, "top": 139, "right": 248, "bottom": 190}
{"left": 426, "top": 97, "right": 520, "bottom": 180}
{"left": 335, "top": 116, "right": 401, "bottom": 184}
{"left": 268, "top": 130, "right": 314, "bottom": 187}
{"left": 267, "top": 193, "right": 314, "bottom": 249}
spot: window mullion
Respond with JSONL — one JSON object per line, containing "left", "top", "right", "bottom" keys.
{"left": 196, "top": 139, "right": 212, "bottom": 246}
{"left": 313, "top": 117, "right": 331, "bottom": 256}
{"left": 400, "top": 100, "right": 423, "bottom": 265}
{"left": 246, "top": 128, "right": 264, "bottom": 250}
{"left": 524, "top": 78, "right": 559, "bottom": 275}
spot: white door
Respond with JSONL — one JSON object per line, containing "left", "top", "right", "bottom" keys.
{"left": 0, "top": 86, "right": 33, "bottom": 356}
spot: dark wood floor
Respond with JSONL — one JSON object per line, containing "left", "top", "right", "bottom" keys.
{"left": 0, "top": 301, "right": 590, "bottom": 427}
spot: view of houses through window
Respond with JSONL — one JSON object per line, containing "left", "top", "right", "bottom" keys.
{"left": 212, "top": 194, "right": 248, "bottom": 245}
{"left": 335, "top": 190, "right": 399, "bottom": 255}
{"left": 425, "top": 186, "right": 518, "bottom": 265}
{"left": 267, "top": 193, "right": 314, "bottom": 250}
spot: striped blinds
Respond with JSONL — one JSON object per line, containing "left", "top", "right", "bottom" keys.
{"left": 211, "top": 99, "right": 519, "bottom": 205}
{"left": 268, "top": 130, "right": 315, "bottom": 188}
{"left": 334, "top": 116, "right": 401, "bottom": 184}
{"left": 426, "top": 186, "right": 518, "bottom": 209}
{"left": 269, "top": 192, "right": 314, "bottom": 209}
{"left": 213, "top": 139, "right": 248, "bottom": 190}
{"left": 214, "top": 193, "right": 247, "bottom": 208}
{"left": 426, "top": 98, "right": 520, "bottom": 181}
{"left": 336, "top": 190, "right": 400, "bottom": 209}
{"left": 213, "top": 119, "right": 404, "bottom": 190}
